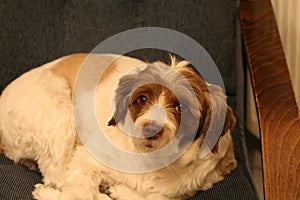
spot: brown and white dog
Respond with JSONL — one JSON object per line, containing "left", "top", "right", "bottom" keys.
{"left": 0, "top": 54, "right": 237, "bottom": 200}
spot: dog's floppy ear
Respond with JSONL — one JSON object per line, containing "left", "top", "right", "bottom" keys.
{"left": 202, "top": 84, "right": 236, "bottom": 153}
{"left": 108, "top": 73, "right": 137, "bottom": 126}
{"left": 209, "top": 84, "right": 236, "bottom": 134}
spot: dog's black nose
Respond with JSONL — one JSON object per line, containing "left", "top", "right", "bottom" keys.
{"left": 142, "top": 122, "right": 163, "bottom": 138}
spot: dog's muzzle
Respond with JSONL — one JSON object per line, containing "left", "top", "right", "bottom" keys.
{"left": 142, "top": 121, "right": 164, "bottom": 140}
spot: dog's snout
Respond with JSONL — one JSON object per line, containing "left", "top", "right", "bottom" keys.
{"left": 142, "top": 121, "right": 163, "bottom": 138}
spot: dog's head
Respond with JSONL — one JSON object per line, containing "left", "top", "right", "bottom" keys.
{"left": 108, "top": 58, "right": 236, "bottom": 153}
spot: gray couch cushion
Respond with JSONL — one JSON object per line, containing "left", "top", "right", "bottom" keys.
{"left": 0, "top": 155, "right": 41, "bottom": 200}
{"left": 0, "top": 0, "right": 237, "bottom": 96}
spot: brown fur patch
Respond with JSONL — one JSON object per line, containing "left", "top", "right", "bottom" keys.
{"left": 50, "top": 54, "right": 88, "bottom": 90}
{"left": 51, "top": 54, "right": 119, "bottom": 96}
{"left": 19, "top": 158, "right": 39, "bottom": 171}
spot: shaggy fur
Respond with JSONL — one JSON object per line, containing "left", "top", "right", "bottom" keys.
{"left": 0, "top": 54, "right": 237, "bottom": 200}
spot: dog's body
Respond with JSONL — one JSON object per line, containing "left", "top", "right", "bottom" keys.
{"left": 0, "top": 54, "right": 237, "bottom": 200}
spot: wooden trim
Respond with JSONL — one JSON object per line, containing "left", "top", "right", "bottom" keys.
{"left": 239, "top": 0, "right": 300, "bottom": 199}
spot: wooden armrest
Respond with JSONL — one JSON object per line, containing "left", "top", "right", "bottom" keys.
{"left": 239, "top": 0, "right": 300, "bottom": 199}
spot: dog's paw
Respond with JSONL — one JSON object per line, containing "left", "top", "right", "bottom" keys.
{"left": 109, "top": 185, "right": 144, "bottom": 200}
{"left": 95, "top": 193, "right": 113, "bottom": 200}
{"left": 33, "top": 183, "right": 61, "bottom": 200}
{"left": 58, "top": 191, "right": 112, "bottom": 200}
{"left": 199, "top": 182, "right": 214, "bottom": 191}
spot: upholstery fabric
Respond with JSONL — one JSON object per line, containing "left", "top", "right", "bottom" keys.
{"left": 0, "top": 155, "right": 41, "bottom": 200}
{"left": 0, "top": 0, "right": 258, "bottom": 199}
{"left": 0, "top": 0, "right": 236, "bottom": 95}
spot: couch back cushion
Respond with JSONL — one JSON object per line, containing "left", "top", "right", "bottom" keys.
{"left": 0, "top": 0, "right": 238, "bottom": 105}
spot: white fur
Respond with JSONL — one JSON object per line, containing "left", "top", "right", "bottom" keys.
{"left": 0, "top": 54, "right": 235, "bottom": 200}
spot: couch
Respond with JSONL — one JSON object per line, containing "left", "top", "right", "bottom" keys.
{"left": 1, "top": 0, "right": 298, "bottom": 199}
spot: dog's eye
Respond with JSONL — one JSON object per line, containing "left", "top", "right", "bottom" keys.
{"left": 176, "top": 104, "right": 187, "bottom": 113}
{"left": 137, "top": 95, "right": 147, "bottom": 106}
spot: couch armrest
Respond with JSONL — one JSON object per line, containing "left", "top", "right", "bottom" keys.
{"left": 240, "top": 0, "right": 300, "bottom": 199}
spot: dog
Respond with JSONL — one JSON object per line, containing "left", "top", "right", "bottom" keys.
{"left": 0, "top": 54, "right": 237, "bottom": 200}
